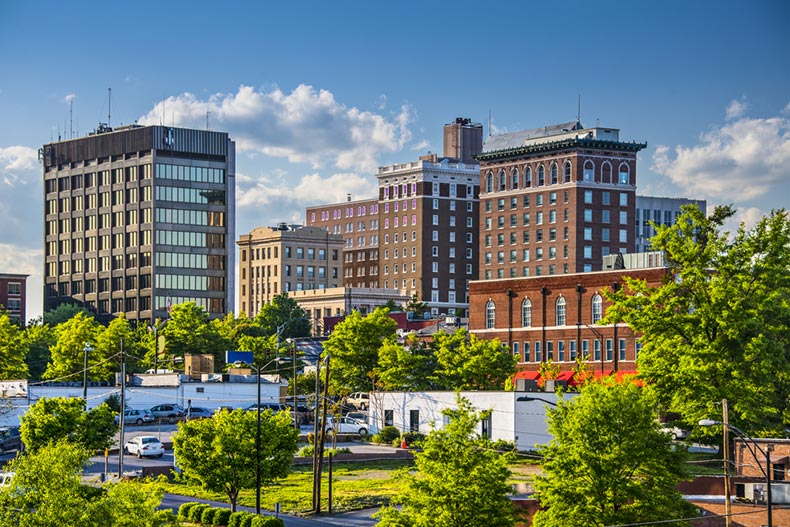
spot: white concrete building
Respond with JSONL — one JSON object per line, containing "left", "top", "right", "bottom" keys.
{"left": 370, "top": 390, "right": 578, "bottom": 451}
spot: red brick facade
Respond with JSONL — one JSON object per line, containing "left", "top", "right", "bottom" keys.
{"left": 469, "top": 267, "right": 666, "bottom": 373}
{"left": 0, "top": 273, "right": 27, "bottom": 322}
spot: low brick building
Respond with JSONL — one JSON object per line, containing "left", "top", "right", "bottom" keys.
{"left": 469, "top": 267, "right": 667, "bottom": 376}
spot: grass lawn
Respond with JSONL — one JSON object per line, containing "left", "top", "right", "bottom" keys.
{"left": 159, "top": 459, "right": 414, "bottom": 515}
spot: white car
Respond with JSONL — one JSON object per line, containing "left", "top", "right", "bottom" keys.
{"left": 124, "top": 435, "right": 164, "bottom": 458}
{"left": 326, "top": 416, "right": 368, "bottom": 437}
{"left": 346, "top": 392, "right": 369, "bottom": 410}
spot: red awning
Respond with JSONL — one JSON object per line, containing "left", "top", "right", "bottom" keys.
{"left": 556, "top": 371, "right": 574, "bottom": 382}
{"left": 514, "top": 370, "right": 541, "bottom": 380}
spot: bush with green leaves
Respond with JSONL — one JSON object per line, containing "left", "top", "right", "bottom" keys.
{"left": 228, "top": 511, "right": 248, "bottom": 527}
{"left": 212, "top": 508, "right": 232, "bottom": 525}
{"left": 250, "top": 515, "right": 285, "bottom": 527}
{"left": 201, "top": 506, "right": 218, "bottom": 524}
{"left": 178, "top": 502, "right": 199, "bottom": 521}
{"left": 372, "top": 426, "right": 399, "bottom": 444}
{"left": 189, "top": 503, "right": 210, "bottom": 522}
{"left": 490, "top": 439, "right": 517, "bottom": 453}
{"left": 392, "top": 431, "right": 425, "bottom": 448}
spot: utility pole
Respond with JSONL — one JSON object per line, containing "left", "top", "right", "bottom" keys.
{"left": 118, "top": 338, "right": 125, "bottom": 477}
{"left": 723, "top": 399, "right": 731, "bottom": 527}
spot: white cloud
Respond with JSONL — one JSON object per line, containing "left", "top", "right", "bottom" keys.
{"left": 651, "top": 109, "right": 790, "bottom": 203}
{"left": 64, "top": 93, "right": 76, "bottom": 104}
{"left": 236, "top": 171, "right": 376, "bottom": 209}
{"left": 725, "top": 96, "right": 748, "bottom": 120}
{"left": 411, "top": 139, "right": 431, "bottom": 151}
{"left": 138, "top": 84, "right": 412, "bottom": 173}
{"left": 0, "top": 146, "right": 38, "bottom": 185}
{"left": 782, "top": 102, "right": 790, "bottom": 116}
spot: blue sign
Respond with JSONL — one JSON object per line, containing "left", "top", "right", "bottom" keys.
{"left": 225, "top": 351, "right": 254, "bottom": 365}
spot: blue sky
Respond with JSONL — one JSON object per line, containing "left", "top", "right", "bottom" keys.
{"left": 1, "top": 0, "right": 788, "bottom": 319}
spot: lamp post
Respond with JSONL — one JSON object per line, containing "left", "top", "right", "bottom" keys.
{"left": 286, "top": 338, "right": 300, "bottom": 433}
{"left": 583, "top": 324, "right": 604, "bottom": 375}
{"left": 82, "top": 342, "right": 93, "bottom": 407}
{"left": 699, "top": 419, "right": 772, "bottom": 527}
{"left": 234, "top": 356, "right": 283, "bottom": 515}
{"left": 517, "top": 395, "right": 558, "bottom": 407}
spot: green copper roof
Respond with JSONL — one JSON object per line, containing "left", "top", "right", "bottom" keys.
{"left": 476, "top": 137, "right": 648, "bottom": 162}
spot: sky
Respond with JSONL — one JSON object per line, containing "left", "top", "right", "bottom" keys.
{"left": 1, "top": 0, "right": 788, "bottom": 321}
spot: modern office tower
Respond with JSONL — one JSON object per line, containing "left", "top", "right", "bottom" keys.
{"left": 0, "top": 273, "right": 28, "bottom": 322}
{"left": 237, "top": 224, "right": 343, "bottom": 318}
{"left": 635, "top": 196, "right": 706, "bottom": 252}
{"left": 305, "top": 197, "right": 380, "bottom": 288}
{"left": 377, "top": 154, "right": 479, "bottom": 317}
{"left": 42, "top": 125, "right": 235, "bottom": 323}
{"left": 476, "top": 121, "right": 646, "bottom": 279}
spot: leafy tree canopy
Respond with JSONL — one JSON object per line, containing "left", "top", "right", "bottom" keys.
{"left": 324, "top": 308, "right": 398, "bottom": 393}
{"left": 42, "top": 302, "right": 93, "bottom": 327}
{"left": 603, "top": 206, "right": 790, "bottom": 436}
{"left": 253, "top": 293, "right": 311, "bottom": 340}
{"left": 20, "top": 397, "right": 117, "bottom": 453}
{"left": 430, "top": 330, "right": 517, "bottom": 390}
{"left": 0, "top": 311, "right": 30, "bottom": 380}
{"left": 405, "top": 293, "right": 428, "bottom": 318}
{"left": 172, "top": 408, "right": 298, "bottom": 512}
{"left": 375, "top": 395, "right": 515, "bottom": 527}
{"left": 43, "top": 312, "right": 100, "bottom": 382}
{"left": 533, "top": 379, "right": 695, "bottom": 527}
{"left": 22, "top": 321, "right": 55, "bottom": 380}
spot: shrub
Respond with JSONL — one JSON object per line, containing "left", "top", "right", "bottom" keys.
{"left": 201, "top": 506, "right": 219, "bottom": 524}
{"left": 298, "top": 444, "right": 313, "bottom": 457}
{"left": 154, "top": 509, "right": 178, "bottom": 526}
{"left": 491, "top": 439, "right": 517, "bottom": 453}
{"left": 212, "top": 508, "right": 232, "bottom": 526}
{"left": 178, "top": 502, "right": 199, "bottom": 521}
{"left": 239, "top": 512, "right": 255, "bottom": 527}
{"left": 250, "top": 516, "right": 285, "bottom": 527}
{"left": 189, "top": 503, "right": 210, "bottom": 522}
{"left": 400, "top": 432, "right": 425, "bottom": 448}
{"left": 228, "top": 511, "right": 248, "bottom": 527}
{"left": 373, "top": 426, "right": 400, "bottom": 444}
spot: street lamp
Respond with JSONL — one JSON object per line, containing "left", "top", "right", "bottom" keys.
{"left": 517, "top": 395, "right": 558, "bottom": 407}
{"left": 699, "top": 419, "right": 773, "bottom": 527}
{"left": 234, "top": 356, "right": 284, "bottom": 515}
{"left": 83, "top": 342, "right": 93, "bottom": 406}
{"left": 285, "top": 338, "right": 300, "bottom": 433}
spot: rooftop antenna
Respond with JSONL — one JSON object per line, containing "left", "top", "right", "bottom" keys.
{"left": 488, "top": 109, "right": 492, "bottom": 137}
{"left": 577, "top": 94, "right": 581, "bottom": 123}
{"left": 69, "top": 97, "right": 74, "bottom": 139}
{"left": 108, "top": 88, "right": 112, "bottom": 128}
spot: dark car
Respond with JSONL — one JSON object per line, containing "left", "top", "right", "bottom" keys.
{"left": 185, "top": 407, "right": 214, "bottom": 419}
{"left": 149, "top": 404, "right": 184, "bottom": 423}
{"left": 245, "top": 402, "right": 288, "bottom": 413}
{"left": 0, "top": 427, "right": 21, "bottom": 455}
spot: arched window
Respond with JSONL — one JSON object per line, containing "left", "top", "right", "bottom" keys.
{"left": 538, "top": 165, "right": 545, "bottom": 186}
{"left": 618, "top": 163, "right": 629, "bottom": 185}
{"left": 485, "top": 172, "right": 493, "bottom": 193}
{"left": 592, "top": 294, "right": 603, "bottom": 323}
{"left": 525, "top": 167, "right": 532, "bottom": 187}
{"left": 498, "top": 170, "right": 506, "bottom": 191}
{"left": 486, "top": 300, "right": 496, "bottom": 329}
{"left": 601, "top": 162, "right": 612, "bottom": 184}
{"left": 556, "top": 296, "right": 566, "bottom": 326}
{"left": 521, "top": 298, "right": 532, "bottom": 327}
{"left": 564, "top": 161, "right": 572, "bottom": 182}
{"left": 511, "top": 168, "right": 519, "bottom": 189}
{"left": 583, "top": 160, "right": 594, "bottom": 182}
{"left": 550, "top": 163, "right": 558, "bottom": 185}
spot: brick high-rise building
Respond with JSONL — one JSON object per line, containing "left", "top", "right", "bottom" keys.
{"left": 476, "top": 121, "right": 646, "bottom": 280}
{"left": 42, "top": 125, "right": 235, "bottom": 322}
{"left": 237, "top": 224, "right": 343, "bottom": 318}
{"left": 0, "top": 273, "right": 28, "bottom": 322}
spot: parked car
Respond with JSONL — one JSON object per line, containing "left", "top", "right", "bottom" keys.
{"left": 0, "top": 427, "right": 21, "bottom": 455}
{"left": 346, "top": 392, "right": 369, "bottom": 410}
{"left": 245, "top": 402, "right": 288, "bottom": 414}
{"left": 326, "top": 416, "right": 368, "bottom": 437}
{"left": 115, "top": 408, "right": 155, "bottom": 426}
{"left": 124, "top": 436, "right": 164, "bottom": 458}
{"left": 344, "top": 411, "right": 368, "bottom": 423}
{"left": 148, "top": 404, "right": 184, "bottom": 423}
{"left": 185, "top": 407, "right": 214, "bottom": 419}
{"left": 660, "top": 423, "right": 689, "bottom": 440}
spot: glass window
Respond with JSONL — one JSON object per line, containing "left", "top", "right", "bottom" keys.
{"left": 521, "top": 298, "right": 531, "bottom": 327}
{"left": 556, "top": 297, "right": 566, "bottom": 326}
{"left": 592, "top": 294, "right": 603, "bottom": 323}
{"left": 584, "top": 209, "right": 592, "bottom": 222}
{"left": 485, "top": 300, "right": 496, "bottom": 329}
{"left": 620, "top": 192, "right": 628, "bottom": 206}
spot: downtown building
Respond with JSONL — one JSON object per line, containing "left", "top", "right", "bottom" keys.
{"left": 635, "top": 195, "right": 706, "bottom": 252}
{"left": 0, "top": 273, "right": 28, "bottom": 322}
{"left": 237, "top": 224, "right": 344, "bottom": 318}
{"left": 306, "top": 118, "right": 483, "bottom": 318}
{"left": 42, "top": 125, "right": 235, "bottom": 323}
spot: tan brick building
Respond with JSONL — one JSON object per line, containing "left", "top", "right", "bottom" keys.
{"left": 476, "top": 121, "right": 646, "bottom": 280}
{"left": 469, "top": 267, "right": 666, "bottom": 373}
{"left": 237, "top": 224, "right": 343, "bottom": 317}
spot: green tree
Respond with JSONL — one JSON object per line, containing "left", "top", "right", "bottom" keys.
{"left": 324, "top": 308, "right": 398, "bottom": 393}
{"left": 0, "top": 311, "right": 29, "bottom": 379}
{"left": 160, "top": 302, "right": 225, "bottom": 364}
{"left": 23, "top": 321, "right": 55, "bottom": 380}
{"left": 92, "top": 315, "right": 133, "bottom": 381}
{"left": 380, "top": 299, "right": 402, "bottom": 312}
{"left": 377, "top": 337, "right": 437, "bottom": 391}
{"left": 43, "top": 312, "right": 101, "bottom": 382}
{"left": 253, "top": 293, "right": 311, "bottom": 339}
{"left": 42, "top": 302, "right": 93, "bottom": 327}
{"left": 0, "top": 440, "right": 170, "bottom": 527}
{"left": 375, "top": 395, "right": 515, "bottom": 527}
{"left": 405, "top": 292, "right": 428, "bottom": 318}
{"left": 604, "top": 206, "right": 790, "bottom": 436}
{"left": 172, "top": 408, "right": 298, "bottom": 511}
{"left": 532, "top": 379, "right": 694, "bottom": 527}
{"left": 20, "top": 397, "right": 117, "bottom": 453}
{"left": 431, "top": 330, "right": 517, "bottom": 390}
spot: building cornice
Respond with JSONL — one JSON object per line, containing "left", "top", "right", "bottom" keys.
{"left": 476, "top": 138, "right": 648, "bottom": 162}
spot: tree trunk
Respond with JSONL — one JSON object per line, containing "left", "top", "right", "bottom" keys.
{"left": 229, "top": 490, "right": 238, "bottom": 512}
